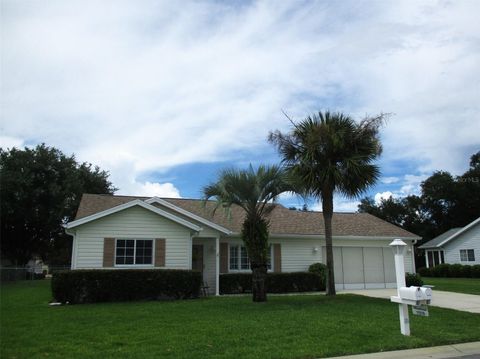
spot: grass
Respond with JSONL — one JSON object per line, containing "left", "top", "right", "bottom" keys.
{"left": 423, "top": 277, "right": 480, "bottom": 295}
{"left": 1, "top": 281, "right": 480, "bottom": 359}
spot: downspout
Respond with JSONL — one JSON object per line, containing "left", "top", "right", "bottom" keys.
{"left": 412, "top": 239, "right": 418, "bottom": 273}
{"left": 64, "top": 227, "right": 76, "bottom": 270}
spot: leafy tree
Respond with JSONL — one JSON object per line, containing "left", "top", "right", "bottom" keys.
{"left": 269, "top": 111, "right": 385, "bottom": 295}
{"left": 203, "top": 165, "right": 289, "bottom": 302}
{"left": 359, "top": 151, "right": 480, "bottom": 267}
{"left": 358, "top": 195, "right": 427, "bottom": 238}
{"left": 455, "top": 152, "right": 480, "bottom": 224}
{"left": 0, "top": 144, "right": 116, "bottom": 265}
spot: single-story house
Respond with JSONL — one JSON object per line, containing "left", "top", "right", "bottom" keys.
{"left": 65, "top": 194, "right": 420, "bottom": 294}
{"left": 419, "top": 217, "right": 480, "bottom": 268}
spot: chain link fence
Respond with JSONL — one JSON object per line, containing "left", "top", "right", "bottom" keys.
{"left": 1, "top": 265, "right": 70, "bottom": 282}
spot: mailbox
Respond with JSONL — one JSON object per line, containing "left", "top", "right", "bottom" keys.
{"left": 399, "top": 286, "right": 432, "bottom": 301}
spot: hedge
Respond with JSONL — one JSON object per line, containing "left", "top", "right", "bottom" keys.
{"left": 418, "top": 264, "right": 480, "bottom": 278}
{"left": 220, "top": 272, "right": 325, "bottom": 294}
{"left": 52, "top": 269, "right": 202, "bottom": 304}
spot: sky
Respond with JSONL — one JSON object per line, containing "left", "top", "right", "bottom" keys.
{"left": 1, "top": 0, "right": 479, "bottom": 212}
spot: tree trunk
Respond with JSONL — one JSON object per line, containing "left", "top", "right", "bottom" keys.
{"left": 323, "top": 190, "right": 336, "bottom": 296}
{"left": 251, "top": 264, "right": 268, "bottom": 302}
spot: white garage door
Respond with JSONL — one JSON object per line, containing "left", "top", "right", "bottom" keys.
{"left": 323, "top": 246, "right": 397, "bottom": 290}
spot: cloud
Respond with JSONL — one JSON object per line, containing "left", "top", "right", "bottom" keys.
{"left": 374, "top": 191, "right": 394, "bottom": 204}
{"left": 310, "top": 197, "right": 360, "bottom": 213}
{"left": 0, "top": 136, "right": 24, "bottom": 150}
{"left": 399, "top": 174, "right": 430, "bottom": 196}
{"left": 133, "top": 182, "right": 181, "bottom": 198}
{"left": 381, "top": 177, "right": 399, "bottom": 184}
{"left": 2, "top": 0, "right": 479, "bottom": 196}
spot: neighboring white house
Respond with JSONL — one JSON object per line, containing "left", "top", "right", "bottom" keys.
{"left": 65, "top": 194, "right": 420, "bottom": 294}
{"left": 419, "top": 217, "right": 480, "bottom": 268}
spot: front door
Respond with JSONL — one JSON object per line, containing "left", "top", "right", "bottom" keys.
{"left": 192, "top": 245, "right": 204, "bottom": 279}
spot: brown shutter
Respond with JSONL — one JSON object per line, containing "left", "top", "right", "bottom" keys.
{"left": 273, "top": 243, "right": 281, "bottom": 273}
{"left": 103, "top": 238, "right": 115, "bottom": 267}
{"left": 220, "top": 243, "right": 228, "bottom": 273}
{"left": 155, "top": 238, "right": 166, "bottom": 267}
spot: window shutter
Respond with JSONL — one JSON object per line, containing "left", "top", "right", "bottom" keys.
{"left": 155, "top": 238, "right": 166, "bottom": 267}
{"left": 273, "top": 243, "right": 281, "bottom": 273}
{"left": 220, "top": 243, "right": 228, "bottom": 273}
{"left": 103, "top": 238, "right": 115, "bottom": 267}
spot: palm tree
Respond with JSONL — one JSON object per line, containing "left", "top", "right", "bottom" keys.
{"left": 269, "top": 111, "right": 385, "bottom": 295}
{"left": 203, "top": 165, "right": 289, "bottom": 302}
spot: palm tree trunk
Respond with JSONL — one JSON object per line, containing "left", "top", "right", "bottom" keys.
{"left": 322, "top": 190, "right": 336, "bottom": 296}
{"left": 252, "top": 264, "right": 267, "bottom": 302}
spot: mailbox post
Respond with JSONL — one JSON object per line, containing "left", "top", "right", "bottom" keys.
{"left": 390, "top": 239, "right": 410, "bottom": 336}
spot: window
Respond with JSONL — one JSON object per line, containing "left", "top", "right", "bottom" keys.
{"left": 460, "top": 249, "right": 475, "bottom": 262}
{"left": 115, "top": 239, "right": 153, "bottom": 265}
{"left": 229, "top": 245, "right": 272, "bottom": 271}
{"left": 240, "top": 246, "right": 250, "bottom": 270}
{"left": 229, "top": 245, "right": 239, "bottom": 270}
{"left": 427, "top": 250, "right": 444, "bottom": 267}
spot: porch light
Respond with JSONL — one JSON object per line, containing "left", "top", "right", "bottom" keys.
{"left": 390, "top": 238, "right": 407, "bottom": 256}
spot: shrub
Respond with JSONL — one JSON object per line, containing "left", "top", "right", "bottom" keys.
{"left": 405, "top": 272, "right": 423, "bottom": 287}
{"left": 32, "top": 272, "right": 46, "bottom": 280}
{"left": 220, "top": 272, "right": 325, "bottom": 294}
{"left": 308, "top": 263, "right": 327, "bottom": 276}
{"left": 267, "top": 272, "right": 325, "bottom": 293}
{"left": 431, "top": 263, "right": 451, "bottom": 277}
{"left": 52, "top": 269, "right": 202, "bottom": 304}
{"left": 220, "top": 273, "right": 253, "bottom": 294}
{"left": 417, "top": 267, "right": 431, "bottom": 277}
{"left": 472, "top": 265, "right": 480, "bottom": 278}
{"left": 416, "top": 264, "right": 480, "bottom": 278}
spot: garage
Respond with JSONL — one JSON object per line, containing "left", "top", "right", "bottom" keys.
{"left": 322, "top": 246, "right": 397, "bottom": 290}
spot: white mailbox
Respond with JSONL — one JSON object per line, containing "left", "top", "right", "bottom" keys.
{"left": 399, "top": 286, "right": 432, "bottom": 302}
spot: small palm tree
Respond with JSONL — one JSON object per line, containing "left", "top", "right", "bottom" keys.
{"left": 203, "top": 165, "right": 289, "bottom": 302}
{"left": 269, "top": 111, "right": 385, "bottom": 295}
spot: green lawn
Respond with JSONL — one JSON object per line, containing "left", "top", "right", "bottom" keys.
{"left": 1, "top": 281, "right": 480, "bottom": 359}
{"left": 423, "top": 277, "right": 480, "bottom": 295}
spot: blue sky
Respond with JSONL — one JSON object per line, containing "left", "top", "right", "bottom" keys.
{"left": 1, "top": 0, "right": 479, "bottom": 211}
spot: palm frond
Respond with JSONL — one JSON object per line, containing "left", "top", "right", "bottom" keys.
{"left": 202, "top": 164, "right": 290, "bottom": 220}
{"left": 270, "top": 111, "right": 386, "bottom": 202}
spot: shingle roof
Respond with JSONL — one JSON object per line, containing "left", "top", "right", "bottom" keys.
{"left": 418, "top": 228, "right": 463, "bottom": 249}
{"left": 74, "top": 193, "right": 420, "bottom": 238}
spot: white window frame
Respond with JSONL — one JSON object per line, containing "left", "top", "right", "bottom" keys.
{"left": 427, "top": 249, "right": 445, "bottom": 267}
{"left": 460, "top": 249, "right": 475, "bottom": 262}
{"left": 228, "top": 244, "right": 273, "bottom": 272}
{"left": 114, "top": 238, "right": 155, "bottom": 267}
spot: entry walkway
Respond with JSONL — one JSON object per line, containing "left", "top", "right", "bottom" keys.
{"left": 325, "top": 341, "right": 480, "bottom": 359}
{"left": 341, "top": 289, "right": 480, "bottom": 313}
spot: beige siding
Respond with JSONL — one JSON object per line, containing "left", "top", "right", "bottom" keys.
{"left": 222, "top": 237, "right": 323, "bottom": 272}
{"left": 73, "top": 206, "right": 191, "bottom": 269}
{"left": 274, "top": 238, "right": 323, "bottom": 272}
{"left": 150, "top": 203, "right": 223, "bottom": 238}
{"left": 444, "top": 222, "right": 480, "bottom": 265}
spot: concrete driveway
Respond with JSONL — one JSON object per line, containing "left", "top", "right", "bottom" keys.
{"left": 341, "top": 289, "right": 480, "bottom": 313}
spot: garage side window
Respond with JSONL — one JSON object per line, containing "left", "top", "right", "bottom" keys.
{"left": 460, "top": 249, "right": 475, "bottom": 262}
{"left": 116, "top": 239, "right": 153, "bottom": 265}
